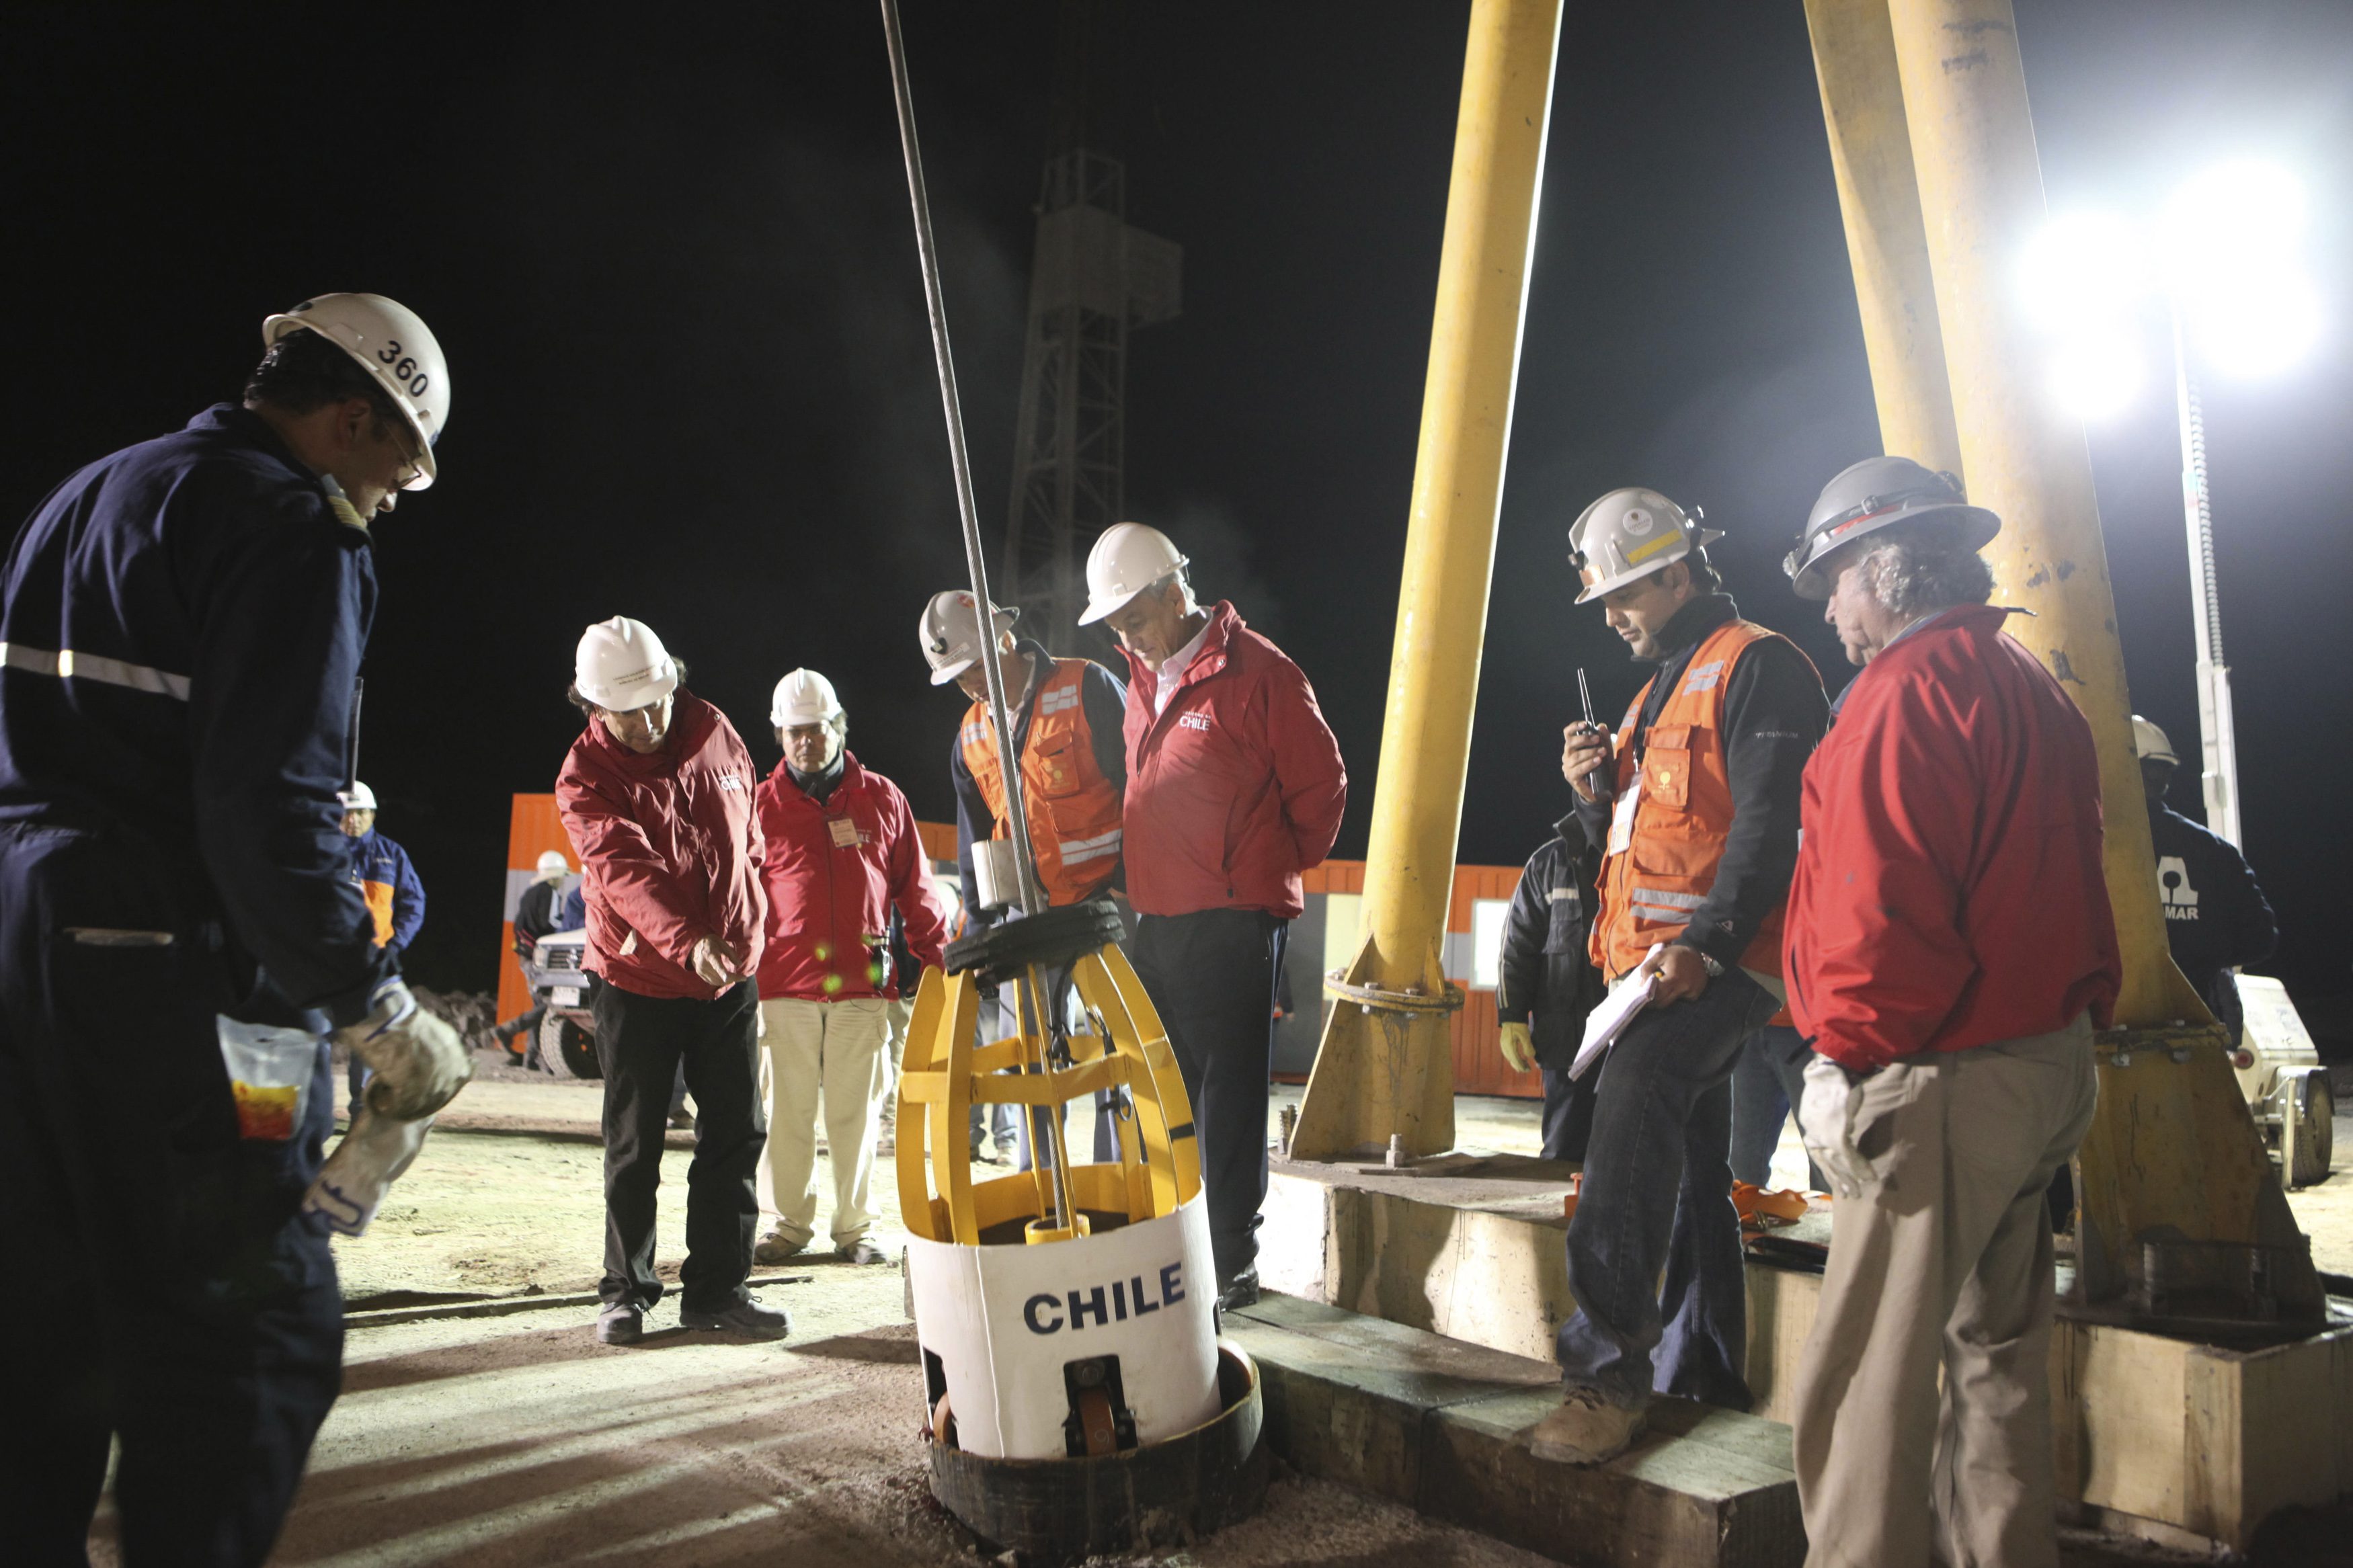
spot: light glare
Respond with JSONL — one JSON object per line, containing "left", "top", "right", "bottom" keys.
{"left": 2188, "top": 266, "right": 2325, "bottom": 379}
{"left": 2047, "top": 332, "right": 2144, "bottom": 421}
{"left": 2161, "top": 161, "right": 2309, "bottom": 298}
{"left": 2020, "top": 211, "right": 2149, "bottom": 329}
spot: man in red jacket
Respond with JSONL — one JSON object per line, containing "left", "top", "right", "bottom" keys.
{"left": 752, "top": 668, "right": 948, "bottom": 1266}
{"left": 557, "top": 616, "right": 783, "bottom": 1347}
{"left": 1779, "top": 458, "right": 2122, "bottom": 1568}
{"left": 1080, "top": 522, "right": 1348, "bottom": 1309}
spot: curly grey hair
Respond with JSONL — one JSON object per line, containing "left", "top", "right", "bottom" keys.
{"left": 1855, "top": 517, "right": 1994, "bottom": 617}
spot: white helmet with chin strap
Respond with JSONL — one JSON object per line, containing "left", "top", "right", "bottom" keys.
{"left": 575, "top": 617, "right": 678, "bottom": 712}
{"left": 262, "top": 293, "right": 449, "bottom": 490}
{"left": 918, "top": 590, "right": 1019, "bottom": 687}
{"left": 2132, "top": 714, "right": 2179, "bottom": 767}
{"left": 1567, "top": 487, "right": 1722, "bottom": 604}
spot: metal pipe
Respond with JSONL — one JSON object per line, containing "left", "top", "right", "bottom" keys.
{"left": 882, "top": 0, "right": 1073, "bottom": 1234}
{"left": 2170, "top": 306, "right": 2243, "bottom": 845}
{"left": 1289, "top": 0, "right": 1563, "bottom": 1161}
{"left": 1880, "top": 0, "right": 2174, "bottom": 1024}
{"left": 879, "top": 0, "right": 1045, "bottom": 919}
{"left": 1800, "top": 0, "right": 1963, "bottom": 477}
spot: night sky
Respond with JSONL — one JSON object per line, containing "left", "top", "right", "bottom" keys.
{"left": 6, "top": 3, "right": 2349, "bottom": 1018}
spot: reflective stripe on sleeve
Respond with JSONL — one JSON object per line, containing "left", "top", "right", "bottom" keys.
{"left": 1056, "top": 829, "right": 1123, "bottom": 865}
{"left": 0, "top": 641, "right": 191, "bottom": 701}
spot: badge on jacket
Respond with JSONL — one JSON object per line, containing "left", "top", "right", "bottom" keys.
{"left": 828, "top": 817, "right": 862, "bottom": 849}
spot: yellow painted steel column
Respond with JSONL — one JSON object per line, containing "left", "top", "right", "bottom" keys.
{"left": 1883, "top": 0, "right": 2314, "bottom": 1317}
{"left": 1801, "top": 0, "right": 1963, "bottom": 477}
{"left": 1287, "top": 0, "right": 1562, "bottom": 1162}
{"left": 1881, "top": 0, "right": 2173, "bottom": 1024}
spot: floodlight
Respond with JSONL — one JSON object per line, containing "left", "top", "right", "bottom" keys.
{"left": 2161, "top": 161, "right": 2308, "bottom": 299}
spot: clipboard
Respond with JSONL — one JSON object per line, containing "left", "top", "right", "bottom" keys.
{"left": 1570, "top": 944, "right": 1663, "bottom": 1081}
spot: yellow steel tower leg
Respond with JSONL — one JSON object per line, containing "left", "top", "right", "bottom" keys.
{"left": 1800, "top": 0, "right": 1963, "bottom": 478}
{"left": 1862, "top": 0, "right": 2317, "bottom": 1317}
{"left": 1288, "top": 0, "right": 1564, "bottom": 1163}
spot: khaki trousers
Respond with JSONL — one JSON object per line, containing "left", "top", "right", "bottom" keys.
{"left": 1794, "top": 1014, "right": 2098, "bottom": 1568}
{"left": 758, "top": 997, "right": 889, "bottom": 1249}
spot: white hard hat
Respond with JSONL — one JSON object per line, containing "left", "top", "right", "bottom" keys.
{"left": 536, "top": 850, "right": 571, "bottom": 878}
{"left": 919, "top": 590, "right": 1019, "bottom": 687}
{"left": 574, "top": 616, "right": 678, "bottom": 712}
{"left": 1568, "top": 488, "right": 1724, "bottom": 605}
{"left": 1785, "top": 456, "right": 1999, "bottom": 600}
{"left": 1078, "top": 522, "right": 1189, "bottom": 626}
{"left": 262, "top": 293, "right": 449, "bottom": 490}
{"left": 771, "top": 668, "right": 844, "bottom": 728}
{"left": 338, "top": 780, "right": 377, "bottom": 812}
{"left": 2132, "top": 715, "right": 2178, "bottom": 766}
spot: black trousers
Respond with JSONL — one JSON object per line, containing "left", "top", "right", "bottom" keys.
{"left": 1129, "top": 908, "right": 1287, "bottom": 1284}
{"left": 1539, "top": 1065, "right": 1597, "bottom": 1162}
{"left": 592, "top": 979, "right": 763, "bottom": 1313}
{"left": 0, "top": 823, "right": 344, "bottom": 1567}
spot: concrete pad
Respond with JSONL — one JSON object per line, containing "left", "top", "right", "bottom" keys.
{"left": 1230, "top": 1292, "right": 1802, "bottom": 1568}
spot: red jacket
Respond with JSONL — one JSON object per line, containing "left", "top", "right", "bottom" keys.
{"left": 1785, "top": 606, "right": 2121, "bottom": 1071}
{"left": 557, "top": 692, "right": 767, "bottom": 1001}
{"left": 1120, "top": 602, "right": 1348, "bottom": 919}
{"left": 754, "top": 751, "right": 949, "bottom": 1001}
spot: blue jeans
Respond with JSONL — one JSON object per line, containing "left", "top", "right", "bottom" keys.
{"left": 1729, "top": 1023, "right": 1822, "bottom": 1189}
{"left": 1557, "top": 966, "right": 1778, "bottom": 1411}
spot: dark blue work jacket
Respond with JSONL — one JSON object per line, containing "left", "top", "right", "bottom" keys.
{"left": 0, "top": 403, "right": 390, "bottom": 1023}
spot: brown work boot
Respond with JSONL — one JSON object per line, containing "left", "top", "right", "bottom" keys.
{"left": 1528, "top": 1386, "right": 1645, "bottom": 1465}
{"left": 753, "top": 1229, "right": 805, "bottom": 1265}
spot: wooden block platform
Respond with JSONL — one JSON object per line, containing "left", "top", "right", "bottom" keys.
{"left": 1227, "top": 1292, "right": 1804, "bottom": 1568}
{"left": 1261, "top": 1154, "right": 2353, "bottom": 1552}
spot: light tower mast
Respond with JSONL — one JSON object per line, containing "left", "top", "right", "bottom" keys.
{"left": 1000, "top": 0, "right": 1181, "bottom": 651}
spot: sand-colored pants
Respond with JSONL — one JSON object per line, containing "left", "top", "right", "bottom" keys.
{"left": 758, "top": 997, "right": 889, "bottom": 1249}
{"left": 1793, "top": 1013, "right": 2098, "bottom": 1568}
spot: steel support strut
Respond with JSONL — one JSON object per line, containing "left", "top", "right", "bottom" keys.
{"left": 1287, "top": 0, "right": 1565, "bottom": 1163}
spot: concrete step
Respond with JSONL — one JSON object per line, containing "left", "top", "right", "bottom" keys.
{"left": 1226, "top": 1292, "right": 1803, "bottom": 1568}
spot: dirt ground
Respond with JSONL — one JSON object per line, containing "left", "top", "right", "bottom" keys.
{"left": 81, "top": 1053, "right": 2353, "bottom": 1565}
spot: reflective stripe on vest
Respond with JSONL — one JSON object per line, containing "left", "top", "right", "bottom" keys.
{"left": 1589, "top": 618, "right": 1812, "bottom": 982}
{"left": 960, "top": 657, "right": 1125, "bottom": 906}
{"left": 0, "top": 641, "right": 192, "bottom": 701}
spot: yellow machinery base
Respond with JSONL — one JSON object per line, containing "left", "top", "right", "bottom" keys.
{"left": 1260, "top": 1153, "right": 2353, "bottom": 1553}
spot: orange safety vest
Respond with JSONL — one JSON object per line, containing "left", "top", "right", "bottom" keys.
{"left": 959, "top": 657, "right": 1125, "bottom": 907}
{"left": 1589, "top": 618, "right": 1812, "bottom": 983}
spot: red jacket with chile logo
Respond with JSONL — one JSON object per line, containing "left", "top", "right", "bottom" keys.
{"left": 557, "top": 692, "right": 767, "bottom": 1001}
{"left": 754, "top": 751, "right": 949, "bottom": 1003}
{"left": 1118, "top": 602, "right": 1348, "bottom": 921}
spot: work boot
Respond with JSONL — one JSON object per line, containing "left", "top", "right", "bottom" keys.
{"left": 754, "top": 1229, "right": 805, "bottom": 1265}
{"left": 596, "top": 1303, "right": 643, "bottom": 1346}
{"left": 1215, "top": 1266, "right": 1261, "bottom": 1312}
{"left": 682, "top": 1297, "right": 791, "bottom": 1340}
{"left": 1528, "top": 1385, "right": 1646, "bottom": 1465}
{"left": 837, "top": 1237, "right": 891, "bottom": 1266}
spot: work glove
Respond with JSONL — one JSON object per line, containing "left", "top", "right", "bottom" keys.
{"left": 1797, "top": 1053, "right": 1873, "bottom": 1200}
{"left": 333, "top": 979, "right": 472, "bottom": 1121}
{"left": 304, "top": 1107, "right": 433, "bottom": 1237}
{"left": 1499, "top": 1021, "right": 1536, "bottom": 1075}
